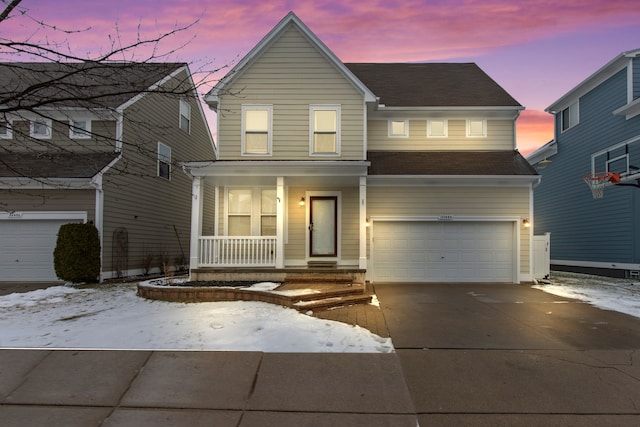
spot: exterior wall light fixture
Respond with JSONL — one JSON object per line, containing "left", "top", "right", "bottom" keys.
{"left": 299, "top": 197, "right": 305, "bottom": 207}
{"left": 523, "top": 219, "right": 531, "bottom": 228}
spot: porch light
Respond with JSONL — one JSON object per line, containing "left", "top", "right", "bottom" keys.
{"left": 523, "top": 219, "right": 531, "bottom": 228}
{"left": 299, "top": 197, "right": 305, "bottom": 207}
{"left": 365, "top": 217, "right": 370, "bottom": 227}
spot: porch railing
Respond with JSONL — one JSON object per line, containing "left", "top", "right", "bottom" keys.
{"left": 198, "top": 236, "right": 277, "bottom": 267}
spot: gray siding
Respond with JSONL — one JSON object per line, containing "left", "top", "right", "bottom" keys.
{"left": 0, "top": 189, "right": 95, "bottom": 219}
{"left": 634, "top": 57, "right": 640, "bottom": 101}
{"left": 534, "top": 68, "right": 640, "bottom": 264}
{"left": 102, "top": 70, "right": 215, "bottom": 275}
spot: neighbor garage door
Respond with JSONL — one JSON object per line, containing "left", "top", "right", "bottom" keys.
{"left": 0, "top": 219, "right": 74, "bottom": 282}
{"left": 372, "top": 221, "right": 515, "bottom": 283}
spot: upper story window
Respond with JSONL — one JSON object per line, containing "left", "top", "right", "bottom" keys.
{"left": 427, "top": 119, "right": 448, "bottom": 138}
{"left": 69, "top": 120, "right": 91, "bottom": 139}
{"left": 310, "top": 105, "right": 340, "bottom": 155}
{"left": 157, "top": 142, "right": 171, "bottom": 180}
{"left": 466, "top": 119, "right": 487, "bottom": 138}
{"left": 242, "top": 105, "right": 272, "bottom": 155}
{"left": 0, "top": 120, "right": 12, "bottom": 139}
{"left": 388, "top": 120, "right": 408, "bottom": 138}
{"left": 179, "top": 98, "right": 191, "bottom": 133}
{"left": 30, "top": 118, "right": 52, "bottom": 139}
{"left": 561, "top": 101, "right": 579, "bottom": 132}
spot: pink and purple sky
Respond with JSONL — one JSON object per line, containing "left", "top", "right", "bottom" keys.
{"left": 4, "top": 0, "right": 640, "bottom": 155}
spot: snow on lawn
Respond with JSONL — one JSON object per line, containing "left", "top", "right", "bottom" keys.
{"left": 0, "top": 282, "right": 393, "bottom": 353}
{"left": 533, "top": 271, "right": 640, "bottom": 318}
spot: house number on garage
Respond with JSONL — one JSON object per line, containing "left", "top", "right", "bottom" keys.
{"left": 8, "top": 211, "right": 23, "bottom": 218}
{"left": 438, "top": 215, "right": 454, "bottom": 221}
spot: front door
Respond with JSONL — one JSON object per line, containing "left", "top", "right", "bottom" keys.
{"left": 309, "top": 196, "right": 337, "bottom": 257}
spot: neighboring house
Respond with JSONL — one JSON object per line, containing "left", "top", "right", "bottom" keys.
{"left": 528, "top": 49, "right": 640, "bottom": 278}
{"left": 0, "top": 62, "right": 215, "bottom": 282}
{"left": 184, "top": 12, "right": 539, "bottom": 284}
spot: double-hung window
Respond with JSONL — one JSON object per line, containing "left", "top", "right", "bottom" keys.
{"left": 69, "top": 120, "right": 91, "bottom": 139}
{"left": 466, "top": 119, "right": 487, "bottom": 138}
{"left": 179, "top": 98, "right": 191, "bottom": 133}
{"left": 388, "top": 120, "right": 408, "bottom": 138}
{"left": 0, "top": 120, "right": 12, "bottom": 139}
{"left": 157, "top": 142, "right": 171, "bottom": 180}
{"left": 30, "top": 118, "right": 52, "bottom": 139}
{"left": 227, "top": 188, "right": 277, "bottom": 236}
{"left": 561, "top": 101, "right": 579, "bottom": 132}
{"left": 242, "top": 105, "right": 272, "bottom": 155}
{"left": 310, "top": 105, "right": 340, "bottom": 155}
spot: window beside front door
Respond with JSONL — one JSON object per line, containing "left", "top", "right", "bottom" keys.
{"left": 227, "top": 187, "right": 277, "bottom": 236}
{"left": 310, "top": 105, "right": 340, "bottom": 155}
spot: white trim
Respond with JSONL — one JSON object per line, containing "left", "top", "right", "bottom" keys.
{"left": 69, "top": 119, "right": 92, "bottom": 139}
{"left": 552, "top": 259, "right": 640, "bottom": 271}
{"left": 179, "top": 98, "right": 191, "bottom": 134}
{"left": 0, "top": 211, "right": 87, "bottom": 221}
{"left": 184, "top": 160, "right": 369, "bottom": 178}
{"left": 367, "top": 175, "right": 540, "bottom": 187}
{"left": 0, "top": 177, "right": 95, "bottom": 189}
{"left": 205, "top": 12, "right": 377, "bottom": 108}
{"left": 30, "top": 118, "right": 52, "bottom": 139}
{"left": 613, "top": 96, "right": 640, "bottom": 120}
{"left": 546, "top": 50, "right": 639, "bottom": 113}
{"left": 224, "top": 185, "right": 278, "bottom": 237}
{"left": 388, "top": 119, "right": 409, "bottom": 138}
{"left": 309, "top": 105, "right": 341, "bottom": 157}
{"left": 0, "top": 119, "right": 12, "bottom": 139}
{"left": 466, "top": 119, "right": 487, "bottom": 138}
{"left": 427, "top": 119, "right": 448, "bottom": 138}
{"left": 305, "top": 190, "right": 342, "bottom": 262}
{"left": 241, "top": 104, "right": 273, "bottom": 156}
{"left": 190, "top": 177, "right": 203, "bottom": 274}
{"left": 591, "top": 134, "right": 640, "bottom": 176}
{"left": 368, "top": 216, "right": 520, "bottom": 284}
{"left": 117, "top": 65, "right": 188, "bottom": 111}
{"left": 560, "top": 100, "right": 579, "bottom": 132}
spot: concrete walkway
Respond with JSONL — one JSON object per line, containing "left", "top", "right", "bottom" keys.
{"left": 1, "top": 282, "right": 640, "bottom": 426}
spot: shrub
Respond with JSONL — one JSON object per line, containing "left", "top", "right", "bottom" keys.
{"left": 53, "top": 223, "right": 101, "bottom": 282}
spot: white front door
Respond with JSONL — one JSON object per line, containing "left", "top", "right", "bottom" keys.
{"left": 309, "top": 196, "right": 337, "bottom": 257}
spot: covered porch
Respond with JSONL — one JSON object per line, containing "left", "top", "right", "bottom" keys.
{"left": 184, "top": 160, "right": 370, "bottom": 281}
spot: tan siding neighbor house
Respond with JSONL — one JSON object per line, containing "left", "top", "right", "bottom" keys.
{"left": 184, "top": 12, "right": 539, "bottom": 284}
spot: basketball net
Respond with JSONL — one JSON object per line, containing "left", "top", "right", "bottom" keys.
{"left": 583, "top": 172, "right": 618, "bottom": 199}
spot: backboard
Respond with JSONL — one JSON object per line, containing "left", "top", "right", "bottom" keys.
{"left": 591, "top": 136, "right": 640, "bottom": 184}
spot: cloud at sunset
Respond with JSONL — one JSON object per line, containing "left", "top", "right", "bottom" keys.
{"left": 1, "top": 0, "right": 638, "bottom": 154}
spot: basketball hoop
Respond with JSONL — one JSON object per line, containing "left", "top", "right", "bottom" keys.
{"left": 583, "top": 172, "right": 618, "bottom": 199}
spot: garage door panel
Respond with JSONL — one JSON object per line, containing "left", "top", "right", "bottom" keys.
{"left": 373, "top": 221, "right": 515, "bottom": 283}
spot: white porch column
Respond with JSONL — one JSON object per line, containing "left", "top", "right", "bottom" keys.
{"left": 190, "top": 176, "right": 203, "bottom": 274}
{"left": 359, "top": 176, "right": 367, "bottom": 269}
{"left": 276, "top": 176, "right": 285, "bottom": 268}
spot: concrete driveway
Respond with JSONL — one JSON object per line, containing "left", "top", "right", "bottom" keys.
{"left": 375, "top": 282, "right": 640, "bottom": 426}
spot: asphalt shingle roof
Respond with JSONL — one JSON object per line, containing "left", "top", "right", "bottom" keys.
{"left": 0, "top": 62, "right": 185, "bottom": 109}
{"left": 345, "top": 63, "right": 521, "bottom": 107}
{"left": 0, "top": 152, "right": 119, "bottom": 178}
{"left": 367, "top": 151, "right": 537, "bottom": 176}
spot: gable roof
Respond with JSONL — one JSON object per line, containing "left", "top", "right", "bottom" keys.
{"left": 368, "top": 151, "right": 537, "bottom": 176}
{"left": 346, "top": 63, "right": 522, "bottom": 108}
{"left": 546, "top": 48, "right": 640, "bottom": 113}
{"left": 0, "top": 62, "right": 186, "bottom": 110}
{"left": 204, "top": 12, "right": 376, "bottom": 108}
{"left": 0, "top": 152, "right": 119, "bottom": 178}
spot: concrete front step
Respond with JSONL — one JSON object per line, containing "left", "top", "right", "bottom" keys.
{"left": 292, "top": 294, "right": 373, "bottom": 311}
{"left": 287, "top": 286, "right": 366, "bottom": 302}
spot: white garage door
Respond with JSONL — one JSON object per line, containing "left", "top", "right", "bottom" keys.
{"left": 0, "top": 219, "right": 74, "bottom": 282}
{"left": 373, "top": 221, "right": 515, "bottom": 283}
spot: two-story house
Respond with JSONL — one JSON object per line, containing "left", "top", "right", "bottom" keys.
{"left": 528, "top": 49, "right": 640, "bottom": 278}
{"left": 184, "top": 12, "right": 539, "bottom": 284}
{"left": 0, "top": 62, "right": 215, "bottom": 282}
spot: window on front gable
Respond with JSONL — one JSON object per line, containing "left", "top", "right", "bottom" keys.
{"left": 466, "top": 119, "right": 486, "bottom": 138}
{"left": 157, "top": 142, "right": 171, "bottom": 180}
{"left": 179, "top": 98, "right": 191, "bottom": 133}
{"left": 242, "top": 105, "right": 272, "bottom": 155}
{"left": 561, "top": 101, "right": 579, "bottom": 132}
{"left": 388, "top": 120, "right": 408, "bottom": 138}
{"left": 427, "top": 119, "right": 448, "bottom": 138}
{"left": 310, "top": 105, "right": 340, "bottom": 155}
{"left": 30, "top": 118, "right": 52, "bottom": 139}
{"left": 0, "top": 120, "right": 12, "bottom": 139}
{"left": 69, "top": 120, "right": 91, "bottom": 139}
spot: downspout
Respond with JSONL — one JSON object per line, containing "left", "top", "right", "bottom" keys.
{"left": 91, "top": 153, "right": 122, "bottom": 282}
